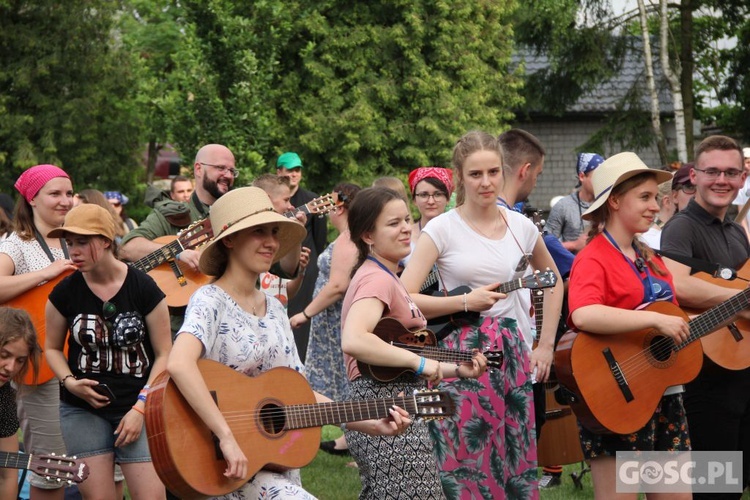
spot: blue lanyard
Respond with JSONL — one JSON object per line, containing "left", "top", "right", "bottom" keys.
{"left": 602, "top": 230, "right": 656, "bottom": 303}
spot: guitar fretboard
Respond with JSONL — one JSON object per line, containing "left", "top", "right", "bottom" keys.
{"left": 131, "top": 239, "right": 184, "bottom": 274}
{"left": 390, "top": 342, "right": 476, "bottom": 365}
{"left": 284, "top": 396, "right": 418, "bottom": 429}
{"left": 0, "top": 451, "right": 31, "bottom": 470}
{"left": 680, "top": 287, "right": 750, "bottom": 350}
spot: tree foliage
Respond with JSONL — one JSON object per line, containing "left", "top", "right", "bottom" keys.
{"left": 0, "top": 1, "right": 143, "bottom": 193}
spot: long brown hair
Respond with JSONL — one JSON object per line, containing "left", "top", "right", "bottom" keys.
{"left": 586, "top": 171, "right": 667, "bottom": 275}
{"left": 0, "top": 307, "right": 41, "bottom": 385}
{"left": 451, "top": 131, "right": 503, "bottom": 206}
{"left": 348, "top": 187, "right": 405, "bottom": 273}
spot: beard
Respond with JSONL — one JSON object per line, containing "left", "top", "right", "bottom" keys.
{"left": 203, "top": 175, "right": 231, "bottom": 200}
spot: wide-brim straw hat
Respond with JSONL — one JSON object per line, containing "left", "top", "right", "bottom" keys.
{"left": 582, "top": 152, "right": 673, "bottom": 220}
{"left": 199, "top": 187, "right": 306, "bottom": 276}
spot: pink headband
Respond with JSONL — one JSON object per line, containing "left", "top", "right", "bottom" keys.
{"left": 14, "top": 164, "right": 70, "bottom": 203}
{"left": 408, "top": 167, "right": 454, "bottom": 196}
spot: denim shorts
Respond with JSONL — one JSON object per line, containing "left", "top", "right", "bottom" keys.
{"left": 59, "top": 401, "right": 152, "bottom": 463}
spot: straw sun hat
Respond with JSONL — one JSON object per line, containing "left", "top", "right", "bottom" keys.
{"left": 198, "top": 187, "right": 306, "bottom": 276}
{"left": 581, "top": 152, "right": 673, "bottom": 221}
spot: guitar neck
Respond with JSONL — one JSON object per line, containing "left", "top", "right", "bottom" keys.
{"left": 0, "top": 451, "right": 31, "bottom": 470}
{"left": 496, "top": 278, "right": 526, "bottom": 294}
{"left": 285, "top": 395, "right": 417, "bottom": 429}
{"left": 420, "top": 268, "right": 440, "bottom": 292}
{"left": 681, "top": 287, "right": 750, "bottom": 350}
{"left": 532, "top": 289, "right": 544, "bottom": 341}
{"left": 390, "top": 342, "right": 475, "bottom": 365}
{"left": 131, "top": 239, "right": 184, "bottom": 274}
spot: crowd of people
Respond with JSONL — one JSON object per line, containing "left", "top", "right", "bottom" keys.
{"left": 0, "top": 132, "right": 749, "bottom": 500}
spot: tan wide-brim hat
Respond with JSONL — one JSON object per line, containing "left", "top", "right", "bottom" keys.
{"left": 48, "top": 204, "right": 116, "bottom": 240}
{"left": 582, "top": 152, "right": 673, "bottom": 220}
{"left": 198, "top": 187, "right": 306, "bottom": 276}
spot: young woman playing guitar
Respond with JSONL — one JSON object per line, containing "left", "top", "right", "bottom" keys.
{"left": 566, "top": 153, "right": 689, "bottom": 499}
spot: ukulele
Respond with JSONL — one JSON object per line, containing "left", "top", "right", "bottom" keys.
{"left": 0, "top": 451, "right": 89, "bottom": 484}
{"left": 554, "top": 287, "right": 750, "bottom": 434}
{"left": 356, "top": 317, "right": 504, "bottom": 382}
{"left": 145, "top": 360, "right": 455, "bottom": 499}
{"left": 423, "top": 269, "right": 558, "bottom": 340}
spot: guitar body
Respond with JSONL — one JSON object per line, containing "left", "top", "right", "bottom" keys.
{"left": 146, "top": 361, "right": 320, "bottom": 499}
{"left": 687, "top": 264, "right": 750, "bottom": 370}
{"left": 3, "top": 270, "right": 73, "bottom": 385}
{"left": 358, "top": 317, "right": 438, "bottom": 382}
{"left": 554, "top": 301, "right": 703, "bottom": 434}
{"left": 148, "top": 236, "right": 212, "bottom": 310}
{"left": 536, "top": 379, "right": 584, "bottom": 466}
{"left": 426, "top": 286, "right": 480, "bottom": 339}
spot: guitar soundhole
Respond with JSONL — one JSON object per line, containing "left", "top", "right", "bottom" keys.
{"left": 646, "top": 334, "right": 676, "bottom": 366}
{"left": 258, "top": 403, "right": 287, "bottom": 436}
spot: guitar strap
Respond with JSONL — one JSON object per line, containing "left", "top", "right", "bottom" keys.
{"left": 497, "top": 207, "right": 532, "bottom": 273}
{"left": 655, "top": 249, "right": 738, "bottom": 281}
{"left": 34, "top": 229, "right": 69, "bottom": 262}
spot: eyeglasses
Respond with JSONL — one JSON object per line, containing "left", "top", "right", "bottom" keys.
{"left": 102, "top": 301, "right": 117, "bottom": 332}
{"left": 692, "top": 167, "right": 743, "bottom": 180}
{"left": 199, "top": 162, "right": 239, "bottom": 178}
{"left": 414, "top": 192, "right": 447, "bottom": 201}
{"left": 678, "top": 184, "right": 696, "bottom": 195}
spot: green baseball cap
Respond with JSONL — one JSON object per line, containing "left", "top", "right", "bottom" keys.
{"left": 276, "top": 152, "right": 303, "bottom": 169}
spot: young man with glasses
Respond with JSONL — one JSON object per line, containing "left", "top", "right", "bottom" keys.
{"left": 661, "top": 135, "right": 750, "bottom": 499}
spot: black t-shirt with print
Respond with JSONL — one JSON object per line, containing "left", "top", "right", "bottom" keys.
{"left": 49, "top": 266, "right": 165, "bottom": 417}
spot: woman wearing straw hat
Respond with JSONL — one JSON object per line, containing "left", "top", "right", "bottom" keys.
{"left": 44, "top": 203, "right": 171, "bottom": 499}
{"left": 166, "top": 187, "right": 413, "bottom": 499}
{"left": 567, "top": 153, "right": 690, "bottom": 499}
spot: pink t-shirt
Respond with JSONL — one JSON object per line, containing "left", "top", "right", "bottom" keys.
{"left": 342, "top": 259, "right": 426, "bottom": 380}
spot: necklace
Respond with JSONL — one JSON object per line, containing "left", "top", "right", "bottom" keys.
{"left": 459, "top": 206, "right": 502, "bottom": 239}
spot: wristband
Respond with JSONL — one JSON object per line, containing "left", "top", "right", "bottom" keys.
{"left": 302, "top": 309, "right": 312, "bottom": 320}
{"left": 60, "top": 374, "right": 76, "bottom": 387}
{"left": 137, "top": 394, "right": 147, "bottom": 403}
{"left": 131, "top": 405, "right": 145, "bottom": 415}
{"left": 415, "top": 357, "right": 426, "bottom": 376}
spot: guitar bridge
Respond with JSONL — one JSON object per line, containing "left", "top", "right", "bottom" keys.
{"left": 602, "top": 347, "right": 634, "bottom": 403}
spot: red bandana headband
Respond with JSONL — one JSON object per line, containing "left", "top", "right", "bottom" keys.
{"left": 408, "top": 166, "right": 454, "bottom": 196}
{"left": 14, "top": 164, "right": 70, "bottom": 203}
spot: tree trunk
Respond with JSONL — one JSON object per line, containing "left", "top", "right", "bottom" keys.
{"left": 146, "top": 139, "right": 162, "bottom": 185}
{"left": 680, "top": 0, "right": 694, "bottom": 160}
{"left": 637, "top": 0, "right": 669, "bottom": 165}
{"left": 660, "top": 0, "right": 688, "bottom": 163}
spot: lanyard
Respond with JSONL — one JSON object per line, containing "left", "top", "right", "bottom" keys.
{"left": 602, "top": 229, "right": 656, "bottom": 303}
{"left": 34, "top": 229, "right": 69, "bottom": 263}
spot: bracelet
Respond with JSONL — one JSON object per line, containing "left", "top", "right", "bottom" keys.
{"left": 137, "top": 394, "right": 147, "bottom": 403}
{"left": 131, "top": 405, "right": 145, "bottom": 416}
{"left": 60, "top": 374, "right": 76, "bottom": 387}
{"left": 340, "top": 423, "right": 347, "bottom": 431}
{"left": 415, "top": 357, "right": 426, "bottom": 376}
{"left": 302, "top": 309, "right": 312, "bottom": 320}
{"left": 462, "top": 293, "right": 468, "bottom": 313}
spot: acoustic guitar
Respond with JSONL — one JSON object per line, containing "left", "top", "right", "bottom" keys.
{"left": 423, "top": 269, "right": 558, "bottom": 340}
{"left": 1, "top": 451, "right": 89, "bottom": 484}
{"left": 684, "top": 260, "right": 750, "bottom": 370}
{"left": 555, "top": 288, "right": 750, "bottom": 434}
{"left": 143, "top": 192, "right": 346, "bottom": 309}
{"left": 145, "top": 360, "right": 455, "bottom": 499}
{"left": 357, "top": 317, "right": 504, "bottom": 382}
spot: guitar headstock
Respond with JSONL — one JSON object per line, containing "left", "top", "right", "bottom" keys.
{"left": 412, "top": 389, "right": 456, "bottom": 421}
{"left": 177, "top": 218, "right": 214, "bottom": 251}
{"left": 306, "top": 191, "right": 347, "bottom": 216}
{"left": 484, "top": 350, "right": 504, "bottom": 369}
{"left": 522, "top": 269, "right": 558, "bottom": 290}
{"left": 30, "top": 453, "right": 89, "bottom": 484}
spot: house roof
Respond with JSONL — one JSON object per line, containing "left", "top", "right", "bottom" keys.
{"left": 514, "top": 41, "right": 674, "bottom": 115}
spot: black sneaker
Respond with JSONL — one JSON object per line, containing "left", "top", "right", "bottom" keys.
{"left": 319, "top": 440, "right": 350, "bottom": 456}
{"left": 539, "top": 473, "right": 562, "bottom": 489}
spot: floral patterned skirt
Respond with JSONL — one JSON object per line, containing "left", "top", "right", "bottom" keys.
{"left": 429, "top": 316, "right": 538, "bottom": 500}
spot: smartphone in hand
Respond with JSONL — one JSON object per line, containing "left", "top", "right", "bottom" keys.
{"left": 92, "top": 383, "right": 116, "bottom": 401}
